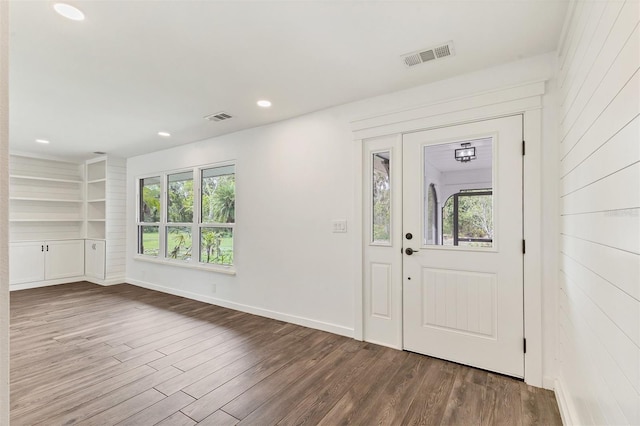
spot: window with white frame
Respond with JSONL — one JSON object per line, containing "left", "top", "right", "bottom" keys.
{"left": 200, "top": 165, "right": 235, "bottom": 266}
{"left": 138, "top": 176, "right": 161, "bottom": 257}
{"left": 136, "top": 163, "right": 235, "bottom": 270}
{"left": 166, "top": 171, "right": 194, "bottom": 261}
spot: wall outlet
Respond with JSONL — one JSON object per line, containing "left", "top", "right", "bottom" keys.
{"left": 332, "top": 219, "right": 347, "bottom": 233}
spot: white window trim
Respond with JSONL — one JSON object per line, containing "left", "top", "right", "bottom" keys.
{"left": 134, "top": 160, "right": 236, "bottom": 275}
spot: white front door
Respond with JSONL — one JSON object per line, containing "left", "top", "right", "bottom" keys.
{"left": 402, "top": 115, "right": 524, "bottom": 377}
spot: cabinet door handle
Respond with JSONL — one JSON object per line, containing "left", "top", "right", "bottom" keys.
{"left": 46, "top": 245, "right": 49, "bottom": 252}
{"left": 41, "top": 245, "right": 44, "bottom": 252}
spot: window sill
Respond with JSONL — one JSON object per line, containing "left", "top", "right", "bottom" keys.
{"left": 133, "top": 255, "right": 236, "bottom": 276}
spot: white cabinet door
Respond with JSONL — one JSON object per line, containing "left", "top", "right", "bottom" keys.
{"left": 85, "top": 240, "right": 106, "bottom": 280}
{"left": 9, "top": 242, "right": 45, "bottom": 284}
{"left": 44, "top": 240, "right": 85, "bottom": 280}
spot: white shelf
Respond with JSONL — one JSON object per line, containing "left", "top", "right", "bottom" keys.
{"left": 10, "top": 197, "right": 84, "bottom": 203}
{"left": 10, "top": 219, "right": 84, "bottom": 222}
{"left": 9, "top": 174, "right": 82, "bottom": 184}
{"left": 87, "top": 219, "right": 106, "bottom": 222}
{"left": 87, "top": 178, "right": 107, "bottom": 184}
{"left": 88, "top": 199, "right": 106, "bottom": 203}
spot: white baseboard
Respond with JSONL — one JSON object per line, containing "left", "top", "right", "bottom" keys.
{"left": 84, "top": 276, "right": 125, "bottom": 286}
{"left": 125, "top": 277, "right": 355, "bottom": 338}
{"left": 554, "top": 377, "right": 577, "bottom": 426}
{"left": 10, "top": 276, "right": 85, "bottom": 291}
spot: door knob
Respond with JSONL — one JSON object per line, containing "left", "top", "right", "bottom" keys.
{"left": 405, "top": 248, "right": 418, "bottom": 255}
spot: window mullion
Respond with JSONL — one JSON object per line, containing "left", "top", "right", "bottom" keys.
{"left": 193, "top": 167, "right": 201, "bottom": 265}
{"left": 160, "top": 173, "right": 167, "bottom": 259}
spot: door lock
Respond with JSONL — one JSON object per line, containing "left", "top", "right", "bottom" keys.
{"left": 405, "top": 247, "right": 418, "bottom": 255}
{"left": 405, "top": 233, "right": 413, "bottom": 240}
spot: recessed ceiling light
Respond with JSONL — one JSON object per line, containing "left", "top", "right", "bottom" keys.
{"left": 257, "top": 100, "right": 272, "bottom": 108}
{"left": 158, "top": 131, "right": 171, "bottom": 137}
{"left": 53, "top": 3, "right": 85, "bottom": 21}
{"left": 35, "top": 139, "right": 50, "bottom": 144}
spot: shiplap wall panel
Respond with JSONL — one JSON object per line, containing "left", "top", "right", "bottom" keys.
{"left": 560, "top": 2, "right": 625, "bottom": 110}
{"left": 561, "top": 273, "right": 639, "bottom": 423}
{"left": 9, "top": 156, "right": 82, "bottom": 181}
{"left": 558, "top": 1, "right": 599, "bottom": 88}
{"left": 562, "top": 235, "right": 639, "bottom": 300}
{"left": 561, "top": 163, "right": 639, "bottom": 214}
{"left": 106, "top": 157, "right": 126, "bottom": 280}
{"left": 558, "top": 288, "right": 630, "bottom": 426}
{"left": 558, "top": 2, "right": 589, "bottom": 75}
{"left": 561, "top": 75, "right": 639, "bottom": 171}
{"left": 561, "top": 253, "right": 639, "bottom": 347}
{"left": 562, "top": 266, "right": 640, "bottom": 394}
{"left": 557, "top": 1, "right": 640, "bottom": 424}
{"left": 562, "top": 211, "right": 639, "bottom": 254}
{"left": 560, "top": 1, "right": 639, "bottom": 128}
{"left": 561, "top": 37, "right": 639, "bottom": 157}
{"left": 561, "top": 116, "right": 638, "bottom": 195}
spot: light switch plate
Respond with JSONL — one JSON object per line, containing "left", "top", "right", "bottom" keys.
{"left": 332, "top": 219, "right": 347, "bottom": 233}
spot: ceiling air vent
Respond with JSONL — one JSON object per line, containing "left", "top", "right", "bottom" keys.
{"left": 402, "top": 41, "right": 455, "bottom": 68}
{"left": 204, "top": 112, "right": 233, "bottom": 122}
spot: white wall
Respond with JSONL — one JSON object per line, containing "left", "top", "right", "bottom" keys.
{"left": 0, "top": 1, "right": 9, "bottom": 423}
{"left": 126, "top": 53, "right": 560, "bottom": 362}
{"left": 555, "top": 1, "right": 640, "bottom": 424}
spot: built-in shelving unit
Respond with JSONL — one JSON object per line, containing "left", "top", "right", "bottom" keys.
{"left": 8, "top": 154, "right": 126, "bottom": 288}
{"left": 85, "top": 156, "right": 126, "bottom": 285}
{"left": 86, "top": 159, "right": 107, "bottom": 239}
{"left": 9, "top": 156, "right": 85, "bottom": 242}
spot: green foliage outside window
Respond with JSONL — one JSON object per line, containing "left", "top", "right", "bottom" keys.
{"left": 138, "top": 167, "right": 235, "bottom": 265}
{"left": 202, "top": 174, "right": 235, "bottom": 224}
{"left": 168, "top": 173, "right": 194, "bottom": 223}
{"left": 442, "top": 192, "right": 493, "bottom": 247}
{"left": 141, "top": 178, "right": 160, "bottom": 223}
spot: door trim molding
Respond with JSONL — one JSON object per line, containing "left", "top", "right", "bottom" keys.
{"left": 352, "top": 80, "right": 546, "bottom": 387}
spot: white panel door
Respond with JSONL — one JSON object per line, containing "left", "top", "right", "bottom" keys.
{"left": 402, "top": 115, "right": 524, "bottom": 377}
{"left": 362, "top": 135, "right": 403, "bottom": 348}
{"left": 9, "top": 242, "right": 45, "bottom": 284}
{"left": 44, "top": 240, "right": 85, "bottom": 280}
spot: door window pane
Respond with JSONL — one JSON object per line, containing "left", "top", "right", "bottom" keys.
{"left": 442, "top": 191, "right": 493, "bottom": 247}
{"left": 424, "top": 137, "right": 494, "bottom": 247}
{"left": 200, "top": 227, "right": 233, "bottom": 265}
{"left": 372, "top": 152, "right": 391, "bottom": 243}
{"left": 138, "top": 225, "right": 159, "bottom": 256}
{"left": 168, "top": 171, "right": 194, "bottom": 223}
{"left": 166, "top": 226, "right": 192, "bottom": 260}
{"left": 139, "top": 177, "right": 161, "bottom": 222}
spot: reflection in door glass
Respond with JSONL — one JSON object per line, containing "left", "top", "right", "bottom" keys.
{"left": 372, "top": 152, "right": 391, "bottom": 243}
{"left": 423, "top": 138, "right": 494, "bottom": 248}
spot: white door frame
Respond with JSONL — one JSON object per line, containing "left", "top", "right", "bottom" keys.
{"left": 352, "top": 80, "right": 546, "bottom": 387}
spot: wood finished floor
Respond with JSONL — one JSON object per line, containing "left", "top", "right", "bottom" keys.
{"left": 10, "top": 282, "right": 562, "bottom": 426}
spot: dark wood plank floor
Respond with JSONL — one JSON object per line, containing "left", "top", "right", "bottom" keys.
{"left": 10, "top": 282, "right": 562, "bottom": 425}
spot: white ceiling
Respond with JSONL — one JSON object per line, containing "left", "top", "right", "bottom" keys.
{"left": 9, "top": 1, "right": 568, "bottom": 160}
